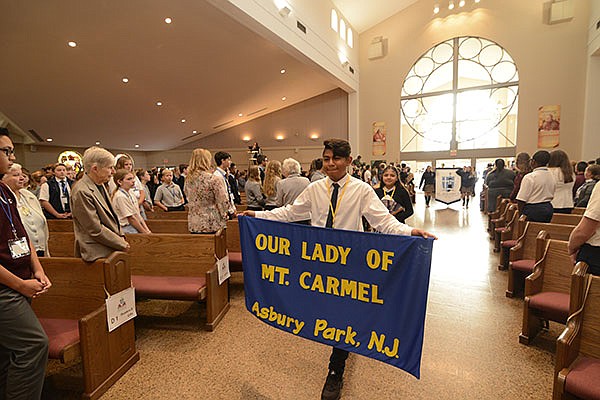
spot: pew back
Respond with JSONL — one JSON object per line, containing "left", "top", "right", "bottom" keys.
{"left": 146, "top": 210, "right": 188, "bottom": 220}
{"left": 226, "top": 219, "right": 241, "bottom": 253}
{"left": 579, "top": 276, "right": 600, "bottom": 358}
{"left": 539, "top": 239, "right": 572, "bottom": 294}
{"left": 48, "top": 219, "right": 190, "bottom": 234}
{"left": 513, "top": 222, "right": 576, "bottom": 261}
{"left": 551, "top": 213, "right": 582, "bottom": 225}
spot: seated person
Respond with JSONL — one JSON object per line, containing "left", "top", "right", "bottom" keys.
{"left": 154, "top": 169, "right": 185, "bottom": 211}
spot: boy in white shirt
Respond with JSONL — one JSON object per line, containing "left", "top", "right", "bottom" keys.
{"left": 244, "top": 138, "right": 436, "bottom": 400}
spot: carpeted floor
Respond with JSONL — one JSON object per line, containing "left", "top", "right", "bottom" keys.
{"left": 43, "top": 197, "right": 558, "bottom": 399}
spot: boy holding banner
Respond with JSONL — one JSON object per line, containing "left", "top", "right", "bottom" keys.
{"left": 244, "top": 138, "right": 436, "bottom": 400}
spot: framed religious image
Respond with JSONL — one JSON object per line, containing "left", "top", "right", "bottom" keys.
{"left": 537, "top": 105, "right": 560, "bottom": 148}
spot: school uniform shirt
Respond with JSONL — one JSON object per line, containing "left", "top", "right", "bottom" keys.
{"left": 255, "top": 174, "right": 413, "bottom": 235}
{"left": 584, "top": 183, "right": 600, "bottom": 247}
{"left": 15, "top": 188, "right": 49, "bottom": 254}
{"left": 154, "top": 183, "right": 184, "bottom": 207}
{"left": 516, "top": 167, "right": 555, "bottom": 204}
{"left": 112, "top": 188, "right": 141, "bottom": 227}
{"left": 549, "top": 167, "right": 574, "bottom": 209}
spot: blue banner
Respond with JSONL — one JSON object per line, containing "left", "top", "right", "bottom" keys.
{"left": 239, "top": 216, "right": 434, "bottom": 378}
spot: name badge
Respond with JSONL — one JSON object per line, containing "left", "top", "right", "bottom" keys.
{"left": 9, "top": 237, "right": 31, "bottom": 259}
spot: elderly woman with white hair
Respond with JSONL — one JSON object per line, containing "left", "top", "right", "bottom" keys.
{"left": 276, "top": 158, "right": 310, "bottom": 207}
{"left": 1, "top": 163, "right": 50, "bottom": 256}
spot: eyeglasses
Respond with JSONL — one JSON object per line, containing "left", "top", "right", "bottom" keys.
{"left": 0, "top": 147, "right": 15, "bottom": 157}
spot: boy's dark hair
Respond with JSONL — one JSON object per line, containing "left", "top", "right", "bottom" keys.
{"left": 53, "top": 163, "right": 67, "bottom": 171}
{"left": 178, "top": 163, "right": 188, "bottom": 174}
{"left": 256, "top": 154, "right": 267, "bottom": 165}
{"left": 214, "top": 151, "right": 231, "bottom": 167}
{"left": 0, "top": 127, "right": 9, "bottom": 137}
{"left": 323, "top": 139, "right": 351, "bottom": 158}
{"left": 532, "top": 150, "right": 551, "bottom": 166}
{"left": 576, "top": 161, "right": 588, "bottom": 173}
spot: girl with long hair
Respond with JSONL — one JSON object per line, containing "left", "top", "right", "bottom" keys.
{"left": 263, "top": 160, "right": 282, "bottom": 211}
{"left": 375, "top": 166, "right": 414, "bottom": 223}
{"left": 548, "top": 149, "right": 575, "bottom": 214}
{"left": 111, "top": 169, "right": 151, "bottom": 234}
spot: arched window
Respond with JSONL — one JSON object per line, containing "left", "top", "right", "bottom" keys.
{"left": 400, "top": 37, "right": 519, "bottom": 152}
{"left": 331, "top": 10, "right": 338, "bottom": 32}
{"left": 339, "top": 19, "right": 346, "bottom": 40}
{"left": 347, "top": 28, "right": 353, "bottom": 48}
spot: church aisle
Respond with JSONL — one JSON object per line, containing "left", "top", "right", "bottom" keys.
{"left": 45, "top": 196, "right": 558, "bottom": 399}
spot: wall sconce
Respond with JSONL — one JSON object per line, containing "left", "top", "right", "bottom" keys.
{"left": 338, "top": 51, "right": 349, "bottom": 67}
{"left": 242, "top": 136, "right": 251, "bottom": 142}
{"left": 275, "top": 134, "right": 285, "bottom": 141}
{"left": 310, "top": 133, "right": 319, "bottom": 141}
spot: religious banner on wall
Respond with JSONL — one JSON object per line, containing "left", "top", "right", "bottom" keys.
{"left": 434, "top": 168, "right": 462, "bottom": 205}
{"left": 537, "top": 105, "right": 560, "bottom": 148}
{"left": 372, "top": 121, "right": 386, "bottom": 156}
{"left": 58, "top": 151, "right": 83, "bottom": 173}
{"left": 239, "top": 216, "right": 434, "bottom": 378}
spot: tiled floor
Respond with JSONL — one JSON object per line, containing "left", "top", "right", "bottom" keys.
{"left": 44, "top": 196, "right": 559, "bottom": 399}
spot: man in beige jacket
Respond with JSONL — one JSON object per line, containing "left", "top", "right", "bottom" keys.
{"left": 71, "top": 146, "right": 129, "bottom": 261}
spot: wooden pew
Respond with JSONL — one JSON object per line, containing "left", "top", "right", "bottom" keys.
{"left": 572, "top": 207, "right": 586, "bottom": 215}
{"left": 48, "top": 219, "right": 190, "bottom": 234}
{"left": 506, "top": 222, "right": 576, "bottom": 298}
{"left": 146, "top": 210, "right": 188, "bottom": 220}
{"left": 554, "top": 264, "right": 600, "bottom": 400}
{"left": 488, "top": 197, "right": 510, "bottom": 234}
{"left": 226, "top": 219, "right": 243, "bottom": 272}
{"left": 498, "top": 212, "right": 524, "bottom": 270}
{"left": 47, "top": 232, "right": 229, "bottom": 330}
{"left": 551, "top": 213, "right": 583, "bottom": 225}
{"left": 519, "top": 236, "right": 574, "bottom": 345}
{"left": 493, "top": 203, "right": 518, "bottom": 253}
{"left": 33, "top": 253, "right": 139, "bottom": 400}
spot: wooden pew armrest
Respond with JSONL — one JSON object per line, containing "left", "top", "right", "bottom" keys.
{"left": 79, "top": 306, "right": 139, "bottom": 399}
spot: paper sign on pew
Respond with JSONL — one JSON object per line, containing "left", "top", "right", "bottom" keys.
{"left": 106, "top": 287, "right": 137, "bottom": 332}
{"left": 217, "top": 254, "right": 230, "bottom": 285}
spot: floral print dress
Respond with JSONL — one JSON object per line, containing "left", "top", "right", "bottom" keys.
{"left": 184, "top": 171, "right": 230, "bottom": 233}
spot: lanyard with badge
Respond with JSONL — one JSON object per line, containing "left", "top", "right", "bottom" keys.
{"left": 0, "top": 186, "right": 30, "bottom": 259}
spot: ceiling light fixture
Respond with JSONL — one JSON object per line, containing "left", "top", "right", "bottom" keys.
{"left": 192, "top": 130, "right": 197, "bottom": 134}
{"left": 474, "top": 0, "right": 480, "bottom": 3}
{"left": 67, "top": 41, "right": 77, "bottom": 47}
{"left": 134, "top": 144, "right": 140, "bottom": 148}
{"left": 459, "top": 0, "right": 465, "bottom": 7}
{"left": 281, "top": 96, "right": 287, "bottom": 101}
{"left": 46, "top": 138, "right": 53, "bottom": 142}
{"left": 95, "top": 141, "right": 100, "bottom": 145}
{"left": 181, "top": 119, "right": 186, "bottom": 123}
{"left": 238, "top": 113, "right": 243, "bottom": 117}
{"left": 433, "top": 3, "right": 440, "bottom": 13}
{"left": 122, "top": 77, "right": 129, "bottom": 83}
{"left": 164, "top": 17, "right": 172, "bottom": 24}
{"left": 448, "top": 0, "right": 455, "bottom": 10}
{"left": 280, "top": 69, "right": 286, "bottom": 74}
{"left": 156, "top": 101, "right": 163, "bottom": 106}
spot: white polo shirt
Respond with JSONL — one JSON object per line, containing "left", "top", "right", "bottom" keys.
{"left": 584, "top": 183, "right": 600, "bottom": 246}
{"left": 549, "top": 167, "right": 575, "bottom": 209}
{"left": 516, "top": 167, "right": 555, "bottom": 204}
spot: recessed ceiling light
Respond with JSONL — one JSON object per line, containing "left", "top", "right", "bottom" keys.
{"left": 46, "top": 138, "right": 53, "bottom": 142}
{"left": 192, "top": 130, "right": 197, "bottom": 134}
{"left": 238, "top": 113, "right": 243, "bottom": 117}
{"left": 134, "top": 144, "right": 140, "bottom": 148}
{"left": 122, "top": 77, "right": 129, "bottom": 83}
{"left": 459, "top": 0, "right": 465, "bottom": 7}
{"left": 280, "top": 69, "right": 286, "bottom": 74}
{"left": 156, "top": 101, "right": 163, "bottom": 106}
{"left": 181, "top": 119, "right": 186, "bottom": 123}
{"left": 95, "top": 141, "right": 100, "bottom": 145}
{"left": 164, "top": 17, "right": 172, "bottom": 24}
{"left": 67, "top": 41, "right": 77, "bottom": 48}
{"left": 281, "top": 96, "right": 287, "bottom": 101}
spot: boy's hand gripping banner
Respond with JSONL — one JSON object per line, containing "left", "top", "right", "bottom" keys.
{"left": 239, "top": 216, "right": 434, "bottom": 378}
